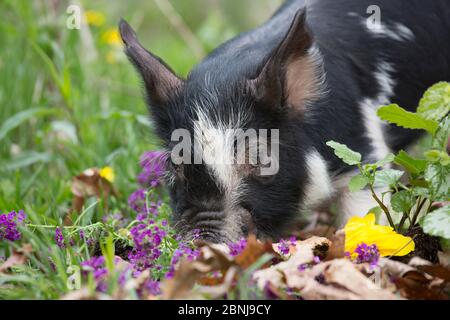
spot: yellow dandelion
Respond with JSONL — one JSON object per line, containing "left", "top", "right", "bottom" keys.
{"left": 84, "top": 10, "right": 105, "bottom": 27}
{"left": 344, "top": 213, "right": 415, "bottom": 257}
{"left": 101, "top": 28, "right": 123, "bottom": 47}
{"left": 99, "top": 166, "right": 115, "bottom": 183}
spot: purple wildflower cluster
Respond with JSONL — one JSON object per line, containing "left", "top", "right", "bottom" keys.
{"left": 277, "top": 236, "right": 297, "bottom": 255}
{"left": 0, "top": 210, "right": 26, "bottom": 242}
{"left": 81, "top": 256, "right": 130, "bottom": 293}
{"left": 128, "top": 189, "right": 163, "bottom": 221}
{"left": 81, "top": 256, "right": 109, "bottom": 292}
{"left": 137, "top": 151, "right": 167, "bottom": 188}
{"left": 128, "top": 151, "right": 166, "bottom": 221}
{"left": 166, "top": 242, "right": 201, "bottom": 278}
{"left": 55, "top": 227, "right": 65, "bottom": 248}
{"left": 228, "top": 238, "right": 247, "bottom": 257}
{"left": 128, "top": 222, "right": 167, "bottom": 274}
{"left": 353, "top": 243, "right": 380, "bottom": 267}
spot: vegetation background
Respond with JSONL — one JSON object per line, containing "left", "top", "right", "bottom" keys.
{"left": 0, "top": 0, "right": 282, "bottom": 220}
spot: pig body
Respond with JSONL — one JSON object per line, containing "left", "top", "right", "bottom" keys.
{"left": 120, "top": 0, "right": 450, "bottom": 242}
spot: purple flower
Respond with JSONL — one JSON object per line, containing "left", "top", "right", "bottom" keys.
{"left": 0, "top": 210, "right": 26, "bottom": 242}
{"left": 128, "top": 222, "right": 167, "bottom": 273}
{"left": 298, "top": 263, "right": 309, "bottom": 271}
{"left": 128, "top": 189, "right": 147, "bottom": 213}
{"left": 228, "top": 238, "right": 247, "bottom": 257}
{"left": 277, "top": 236, "right": 297, "bottom": 256}
{"left": 55, "top": 227, "right": 65, "bottom": 248}
{"left": 128, "top": 189, "right": 162, "bottom": 218}
{"left": 137, "top": 151, "right": 167, "bottom": 188}
{"left": 144, "top": 280, "right": 161, "bottom": 296}
{"left": 81, "top": 256, "right": 109, "bottom": 292}
{"left": 166, "top": 243, "right": 201, "bottom": 279}
{"left": 354, "top": 243, "right": 380, "bottom": 267}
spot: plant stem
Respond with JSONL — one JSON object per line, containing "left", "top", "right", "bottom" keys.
{"left": 397, "top": 213, "right": 410, "bottom": 233}
{"left": 369, "top": 184, "right": 396, "bottom": 230}
{"left": 409, "top": 197, "right": 428, "bottom": 231}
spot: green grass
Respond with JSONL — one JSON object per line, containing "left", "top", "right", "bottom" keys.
{"left": 0, "top": 0, "right": 281, "bottom": 299}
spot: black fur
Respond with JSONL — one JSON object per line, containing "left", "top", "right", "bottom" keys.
{"left": 120, "top": 0, "right": 450, "bottom": 242}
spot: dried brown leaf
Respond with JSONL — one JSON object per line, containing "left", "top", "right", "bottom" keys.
{"left": 254, "top": 237, "right": 331, "bottom": 289}
{"left": 0, "top": 244, "right": 32, "bottom": 273}
{"left": 69, "top": 168, "right": 117, "bottom": 220}
{"left": 235, "top": 234, "right": 274, "bottom": 269}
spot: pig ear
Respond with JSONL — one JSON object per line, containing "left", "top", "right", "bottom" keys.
{"left": 248, "top": 9, "right": 324, "bottom": 112}
{"left": 119, "top": 19, "right": 183, "bottom": 106}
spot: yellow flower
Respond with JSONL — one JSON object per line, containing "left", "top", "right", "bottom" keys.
{"left": 84, "top": 10, "right": 105, "bottom": 27}
{"left": 101, "top": 28, "right": 122, "bottom": 47}
{"left": 99, "top": 166, "right": 115, "bottom": 183}
{"left": 344, "top": 213, "right": 415, "bottom": 257}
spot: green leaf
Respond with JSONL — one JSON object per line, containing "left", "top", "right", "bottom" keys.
{"left": 374, "top": 153, "right": 395, "bottom": 168}
{"left": 0, "top": 108, "right": 59, "bottom": 141}
{"left": 326, "top": 141, "right": 362, "bottom": 166}
{"left": 425, "top": 150, "right": 450, "bottom": 165}
{"left": 417, "top": 82, "right": 450, "bottom": 121}
{"left": 424, "top": 163, "right": 450, "bottom": 201}
{"left": 421, "top": 206, "right": 450, "bottom": 239}
{"left": 411, "top": 187, "right": 431, "bottom": 198}
{"left": 394, "top": 150, "right": 427, "bottom": 175}
{"left": 377, "top": 104, "right": 439, "bottom": 135}
{"left": 348, "top": 174, "right": 369, "bottom": 192}
{"left": 433, "top": 116, "right": 450, "bottom": 150}
{"left": 391, "top": 190, "right": 414, "bottom": 213}
{"left": 374, "top": 169, "right": 404, "bottom": 188}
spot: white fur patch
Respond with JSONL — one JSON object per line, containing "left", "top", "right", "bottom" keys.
{"left": 194, "top": 108, "right": 245, "bottom": 194}
{"left": 364, "top": 20, "right": 415, "bottom": 42}
{"left": 360, "top": 62, "right": 394, "bottom": 161}
{"left": 302, "top": 149, "right": 335, "bottom": 209}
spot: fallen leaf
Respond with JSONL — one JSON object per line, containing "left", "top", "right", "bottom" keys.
{"left": 68, "top": 167, "right": 117, "bottom": 223}
{"left": 0, "top": 244, "right": 32, "bottom": 273}
{"left": 326, "top": 229, "right": 346, "bottom": 260}
{"left": 161, "top": 244, "right": 234, "bottom": 299}
{"left": 253, "top": 237, "right": 331, "bottom": 290}
{"left": 235, "top": 234, "right": 274, "bottom": 269}
{"left": 321, "top": 259, "right": 399, "bottom": 299}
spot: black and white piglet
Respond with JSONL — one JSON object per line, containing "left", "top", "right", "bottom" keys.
{"left": 119, "top": 0, "right": 450, "bottom": 242}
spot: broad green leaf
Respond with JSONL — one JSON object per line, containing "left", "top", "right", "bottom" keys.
{"left": 425, "top": 150, "right": 450, "bottom": 166}
{"left": 348, "top": 174, "right": 369, "bottom": 192}
{"left": 424, "top": 163, "right": 450, "bottom": 201}
{"left": 374, "top": 153, "right": 395, "bottom": 168}
{"left": 433, "top": 116, "right": 450, "bottom": 149}
{"left": 326, "top": 141, "right": 361, "bottom": 165}
{"left": 0, "top": 108, "right": 58, "bottom": 141}
{"left": 377, "top": 104, "right": 439, "bottom": 135}
{"left": 418, "top": 82, "right": 450, "bottom": 121}
{"left": 394, "top": 150, "right": 427, "bottom": 175}
{"left": 421, "top": 206, "right": 450, "bottom": 239}
{"left": 391, "top": 190, "right": 414, "bottom": 213}
{"left": 411, "top": 187, "right": 431, "bottom": 198}
{"left": 374, "top": 169, "right": 404, "bottom": 188}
